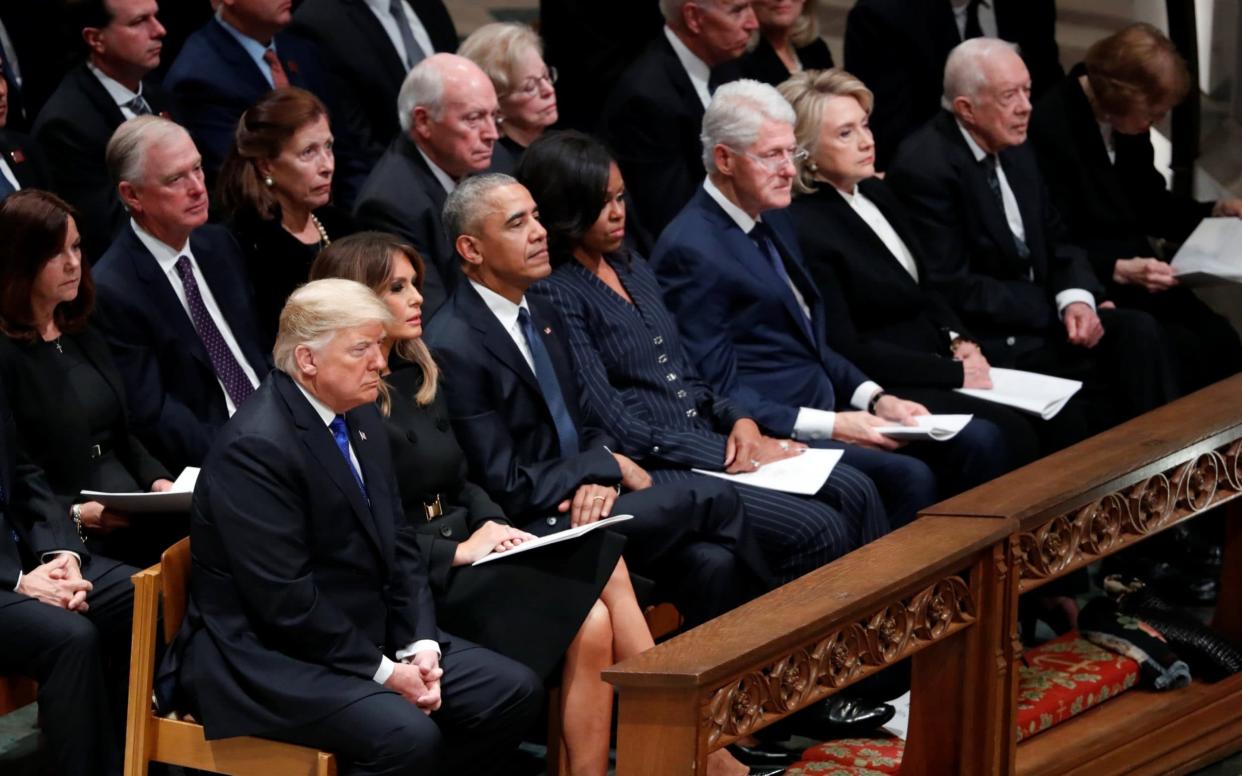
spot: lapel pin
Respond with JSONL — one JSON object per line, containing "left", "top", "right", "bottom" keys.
{"left": 9, "top": 149, "right": 24, "bottom": 164}
{"left": 543, "top": 326, "right": 552, "bottom": 335}
{"left": 359, "top": 430, "right": 367, "bottom": 441}
{"left": 286, "top": 60, "right": 300, "bottom": 75}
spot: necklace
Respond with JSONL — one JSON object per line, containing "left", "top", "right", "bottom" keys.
{"left": 54, "top": 338, "right": 63, "bottom": 354}
{"left": 309, "top": 213, "right": 331, "bottom": 246}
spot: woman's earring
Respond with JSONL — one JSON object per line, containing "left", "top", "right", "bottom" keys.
{"left": 263, "top": 175, "right": 274, "bottom": 188}
{"left": 806, "top": 160, "right": 819, "bottom": 173}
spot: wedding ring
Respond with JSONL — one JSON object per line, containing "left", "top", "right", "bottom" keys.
{"left": 779, "top": 441, "right": 790, "bottom": 451}
{"left": 750, "top": 459, "right": 761, "bottom": 468}
{"left": 592, "top": 496, "right": 607, "bottom": 502}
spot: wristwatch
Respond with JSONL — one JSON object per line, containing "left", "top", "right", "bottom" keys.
{"left": 867, "top": 390, "right": 889, "bottom": 415}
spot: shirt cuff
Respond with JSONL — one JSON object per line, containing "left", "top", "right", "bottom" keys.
{"left": 792, "top": 407, "right": 836, "bottom": 440}
{"left": 13, "top": 571, "right": 21, "bottom": 592}
{"left": 373, "top": 655, "right": 395, "bottom": 685}
{"left": 41, "top": 550, "right": 81, "bottom": 566}
{"left": 397, "top": 639, "right": 441, "bottom": 662}
{"left": 850, "top": 381, "right": 884, "bottom": 411}
{"left": 1055, "top": 289, "right": 1096, "bottom": 317}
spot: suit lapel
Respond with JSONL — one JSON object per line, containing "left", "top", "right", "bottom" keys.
{"left": 124, "top": 227, "right": 214, "bottom": 372}
{"left": 343, "top": 0, "right": 407, "bottom": 85}
{"left": 208, "top": 18, "right": 276, "bottom": 94}
{"left": 999, "top": 149, "right": 1044, "bottom": 275}
{"left": 346, "top": 408, "right": 394, "bottom": 566}
{"left": 939, "top": 116, "right": 1026, "bottom": 268}
{"left": 856, "top": 181, "right": 932, "bottom": 286}
{"left": 192, "top": 230, "right": 262, "bottom": 374}
{"left": 72, "top": 64, "right": 128, "bottom": 129}
{"left": 461, "top": 282, "right": 543, "bottom": 396}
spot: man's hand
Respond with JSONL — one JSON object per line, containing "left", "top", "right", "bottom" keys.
{"left": 873, "top": 395, "right": 929, "bottom": 424}
{"left": 959, "top": 351, "right": 993, "bottom": 389}
{"left": 832, "top": 411, "right": 901, "bottom": 450}
{"left": 16, "top": 554, "right": 92, "bottom": 610}
{"left": 1212, "top": 198, "right": 1242, "bottom": 218}
{"left": 77, "top": 501, "right": 131, "bottom": 534}
{"left": 1112, "top": 257, "right": 1177, "bottom": 293}
{"left": 1063, "top": 302, "right": 1105, "bottom": 348}
{"left": 384, "top": 662, "right": 434, "bottom": 712}
{"left": 149, "top": 479, "right": 175, "bottom": 493}
{"left": 950, "top": 338, "right": 982, "bottom": 360}
{"left": 410, "top": 650, "right": 443, "bottom": 713}
{"left": 611, "top": 453, "right": 652, "bottom": 492}
{"left": 558, "top": 484, "right": 617, "bottom": 527}
{"left": 452, "top": 521, "right": 537, "bottom": 566}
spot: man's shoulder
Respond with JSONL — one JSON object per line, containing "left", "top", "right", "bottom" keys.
{"left": 653, "top": 193, "right": 723, "bottom": 256}
{"left": 889, "top": 116, "right": 961, "bottom": 180}
{"left": 165, "top": 20, "right": 225, "bottom": 80}
{"left": 32, "top": 66, "right": 100, "bottom": 128}
{"left": 606, "top": 38, "right": 683, "bottom": 111}
{"left": 357, "top": 144, "right": 438, "bottom": 208}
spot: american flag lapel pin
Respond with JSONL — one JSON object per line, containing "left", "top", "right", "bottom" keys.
{"left": 286, "top": 59, "right": 300, "bottom": 75}
{"left": 359, "top": 430, "right": 367, "bottom": 441}
{"left": 9, "top": 148, "right": 24, "bottom": 164}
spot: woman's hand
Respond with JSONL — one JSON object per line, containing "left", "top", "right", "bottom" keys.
{"left": 76, "top": 501, "right": 131, "bottom": 534}
{"left": 959, "top": 351, "right": 993, "bottom": 389}
{"left": 1112, "top": 257, "right": 1177, "bottom": 293}
{"left": 149, "top": 479, "right": 175, "bottom": 493}
{"left": 451, "top": 521, "right": 537, "bottom": 566}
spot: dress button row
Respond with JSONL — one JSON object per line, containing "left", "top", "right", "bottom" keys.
{"left": 665, "top": 373, "right": 677, "bottom": 382}
{"left": 657, "top": 354, "right": 668, "bottom": 364}
{"left": 685, "top": 408, "right": 698, "bottom": 418}
{"left": 676, "top": 390, "right": 687, "bottom": 399}
{"left": 653, "top": 336, "right": 664, "bottom": 345}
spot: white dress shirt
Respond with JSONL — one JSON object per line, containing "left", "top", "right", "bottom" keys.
{"left": 363, "top": 0, "right": 435, "bottom": 69}
{"left": 664, "top": 26, "right": 712, "bottom": 109}
{"left": 416, "top": 145, "right": 457, "bottom": 194}
{"left": 955, "top": 121, "right": 1095, "bottom": 315}
{"left": 291, "top": 381, "right": 440, "bottom": 684}
{"left": 702, "top": 179, "right": 882, "bottom": 440}
{"left": 836, "top": 185, "right": 919, "bottom": 282}
{"left": 1098, "top": 121, "right": 1117, "bottom": 165}
{"left": 131, "top": 220, "right": 261, "bottom": 414}
{"left": 470, "top": 280, "right": 534, "bottom": 372}
{"left": 0, "top": 156, "right": 19, "bottom": 193}
{"left": 88, "top": 62, "right": 147, "bottom": 120}
{"left": 951, "top": 0, "right": 998, "bottom": 39}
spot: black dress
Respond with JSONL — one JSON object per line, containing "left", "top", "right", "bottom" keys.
{"left": 384, "top": 355, "right": 625, "bottom": 681}
{"left": 742, "top": 35, "right": 834, "bottom": 86}
{"left": 227, "top": 204, "right": 356, "bottom": 350}
{"left": 0, "top": 326, "right": 176, "bottom": 566}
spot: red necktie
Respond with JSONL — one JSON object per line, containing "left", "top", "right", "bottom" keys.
{"left": 262, "top": 49, "right": 290, "bottom": 89}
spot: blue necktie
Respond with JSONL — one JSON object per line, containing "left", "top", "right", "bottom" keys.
{"left": 329, "top": 415, "right": 368, "bottom": 500}
{"left": 517, "top": 307, "right": 580, "bottom": 457}
{"left": 749, "top": 222, "right": 814, "bottom": 340}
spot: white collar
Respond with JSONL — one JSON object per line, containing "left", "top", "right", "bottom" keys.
{"left": 87, "top": 62, "right": 142, "bottom": 107}
{"left": 470, "top": 278, "right": 530, "bottom": 332}
{"left": 833, "top": 183, "right": 860, "bottom": 204}
{"left": 292, "top": 378, "right": 338, "bottom": 426}
{"left": 703, "top": 176, "right": 758, "bottom": 233}
{"left": 664, "top": 25, "right": 711, "bottom": 108}
{"left": 416, "top": 144, "right": 458, "bottom": 194}
{"left": 130, "top": 218, "right": 192, "bottom": 273}
{"left": 955, "top": 116, "right": 991, "bottom": 163}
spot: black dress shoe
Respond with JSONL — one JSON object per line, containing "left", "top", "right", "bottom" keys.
{"left": 727, "top": 741, "right": 799, "bottom": 766}
{"left": 788, "top": 695, "right": 896, "bottom": 740}
{"left": 748, "top": 768, "right": 786, "bottom": 776}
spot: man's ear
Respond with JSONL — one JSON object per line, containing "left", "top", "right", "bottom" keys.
{"left": 455, "top": 234, "right": 483, "bottom": 269}
{"left": 713, "top": 144, "right": 734, "bottom": 177}
{"left": 118, "top": 181, "right": 142, "bottom": 215}
{"left": 81, "top": 27, "right": 106, "bottom": 58}
{"left": 682, "top": 2, "right": 705, "bottom": 36}
{"left": 293, "top": 344, "right": 318, "bottom": 378}
{"left": 410, "top": 106, "right": 434, "bottom": 142}
{"left": 952, "top": 96, "right": 976, "bottom": 126}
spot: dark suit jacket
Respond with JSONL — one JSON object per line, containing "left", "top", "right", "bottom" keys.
{"left": 789, "top": 179, "right": 971, "bottom": 390}
{"left": 1029, "top": 63, "right": 1214, "bottom": 279}
{"left": 885, "top": 110, "right": 1102, "bottom": 358}
{"left": 601, "top": 34, "right": 741, "bottom": 236}
{"left": 0, "top": 327, "right": 170, "bottom": 511}
{"left": 292, "top": 0, "right": 458, "bottom": 163}
{"left": 353, "top": 134, "right": 455, "bottom": 317}
{"left": 92, "top": 223, "right": 270, "bottom": 473}
{"left": 163, "top": 18, "right": 368, "bottom": 203}
{"left": 741, "top": 36, "right": 833, "bottom": 87}
{"left": 845, "top": 0, "right": 1062, "bottom": 169}
{"left": 0, "top": 128, "right": 50, "bottom": 192}
{"left": 165, "top": 371, "right": 437, "bottom": 739}
{"left": 423, "top": 282, "right": 624, "bottom": 523}
{"left": 0, "top": 0, "right": 75, "bottom": 131}
{"left": 649, "top": 187, "right": 871, "bottom": 438}
{"left": 33, "top": 63, "right": 175, "bottom": 262}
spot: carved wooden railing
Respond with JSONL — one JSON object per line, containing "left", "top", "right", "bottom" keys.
{"left": 607, "top": 374, "right": 1242, "bottom": 775}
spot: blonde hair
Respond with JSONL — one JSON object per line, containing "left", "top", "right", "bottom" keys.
{"left": 457, "top": 22, "right": 544, "bottom": 98}
{"left": 778, "top": 68, "right": 874, "bottom": 194}
{"left": 273, "top": 279, "right": 393, "bottom": 375}
{"left": 789, "top": 0, "right": 821, "bottom": 48}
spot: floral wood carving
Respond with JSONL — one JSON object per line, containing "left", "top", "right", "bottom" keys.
{"left": 1015, "top": 439, "right": 1242, "bottom": 589}
{"left": 702, "top": 576, "right": 975, "bottom": 748}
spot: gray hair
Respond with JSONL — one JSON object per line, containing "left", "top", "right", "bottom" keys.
{"left": 273, "top": 279, "right": 394, "bottom": 375}
{"left": 942, "top": 38, "right": 1022, "bottom": 110}
{"left": 660, "top": 0, "right": 690, "bottom": 24}
{"left": 105, "top": 115, "right": 189, "bottom": 187}
{"left": 397, "top": 58, "right": 447, "bottom": 133}
{"left": 701, "top": 79, "right": 796, "bottom": 174}
{"left": 442, "top": 172, "right": 519, "bottom": 242}
{"left": 457, "top": 22, "right": 543, "bottom": 97}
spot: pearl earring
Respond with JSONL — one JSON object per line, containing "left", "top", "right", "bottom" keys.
{"left": 263, "top": 175, "right": 274, "bottom": 187}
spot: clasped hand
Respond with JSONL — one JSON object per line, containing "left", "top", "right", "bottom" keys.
{"left": 384, "top": 650, "right": 443, "bottom": 714}
{"left": 16, "top": 553, "right": 91, "bottom": 611}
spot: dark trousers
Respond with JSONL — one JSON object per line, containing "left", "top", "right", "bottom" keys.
{"left": 265, "top": 638, "right": 542, "bottom": 776}
{"left": 1112, "top": 285, "right": 1242, "bottom": 394}
{"left": 810, "top": 442, "right": 937, "bottom": 529}
{"left": 0, "top": 558, "right": 136, "bottom": 776}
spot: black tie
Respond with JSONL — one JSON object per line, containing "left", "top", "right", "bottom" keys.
{"left": 517, "top": 308, "right": 580, "bottom": 457}
{"left": 981, "top": 155, "right": 1031, "bottom": 260}
{"left": 963, "top": 0, "right": 984, "bottom": 39}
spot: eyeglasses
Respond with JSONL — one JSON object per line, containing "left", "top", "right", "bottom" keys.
{"left": 507, "top": 67, "right": 558, "bottom": 100}
{"left": 727, "top": 145, "right": 809, "bottom": 172}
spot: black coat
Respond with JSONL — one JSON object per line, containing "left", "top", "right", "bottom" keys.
{"left": 33, "top": 64, "right": 175, "bottom": 262}
{"left": 845, "top": 0, "right": 1062, "bottom": 169}
{"left": 92, "top": 224, "right": 271, "bottom": 472}
{"left": 162, "top": 371, "right": 437, "bottom": 740}
{"left": 741, "top": 35, "right": 833, "bottom": 87}
{"left": 292, "top": 0, "right": 458, "bottom": 164}
{"left": 0, "top": 128, "right": 50, "bottom": 192}
{"left": 886, "top": 111, "right": 1101, "bottom": 357}
{"left": 789, "top": 179, "right": 970, "bottom": 389}
{"left": 1029, "top": 64, "right": 1214, "bottom": 278}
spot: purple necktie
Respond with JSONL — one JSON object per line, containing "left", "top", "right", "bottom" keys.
{"left": 174, "top": 256, "right": 255, "bottom": 410}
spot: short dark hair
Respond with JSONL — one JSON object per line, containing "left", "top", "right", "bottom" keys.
{"left": 515, "top": 130, "right": 616, "bottom": 267}
{"left": 0, "top": 190, "right": 95, "bottom": 342}
{"left": 69, "top": 0, "right": 116, "bottom": 36}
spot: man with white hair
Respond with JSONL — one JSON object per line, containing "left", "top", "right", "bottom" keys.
{"left": 93, "top": 115, "right": 270, "bottom": 472}
{"left": 601, "top": 0, "right": 756, "bottom": 235}
{"left": 651, "top": 79, "right": 1014, "bottom": 530}
{"left": 158, "top": 278, "right": 542, "bottom": 776}
{"left": 353, "top": 52, "right": 501, "bottom": 318}
{"left": 886, "top": 38, "right": 1178, "bottom": 426}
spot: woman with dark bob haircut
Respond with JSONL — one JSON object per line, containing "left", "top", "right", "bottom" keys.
{"left": 218, "top": 86, "right": 356, "bottom": 348}
{"left": 519, "top": 131, "right": 889, "bottom": 585}
{"left": 308, "top": 232, "right": 655, "bottom": 776}
{"left": 0, "top": 190, "right": 179, "bottom": 567}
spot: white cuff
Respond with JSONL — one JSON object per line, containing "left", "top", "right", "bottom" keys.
{"left": 13, "top": 571, "right": 21, "bottom": 592}
{"left": 397, "top": 639, "right": 441, "bottom": 662}
{"left": 1055, "top": 289, "right": 1096, "bottom": 318}
{"left": 41, "top": 550, "right": 82, "bottom": 566}
{"left": 792, "top": 407, "right": 836, "bottom": 440}
{"left": 850, "top": 381, "right": 884, "bottom": 411}
{"left": 373, "top": 655, "right": 395, "bottom": 685}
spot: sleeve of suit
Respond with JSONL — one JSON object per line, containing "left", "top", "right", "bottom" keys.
{"left": 93, "top": 293, "right": 218, "bottom": 468}
{"left": 205, "top": 432, "right": 408, "bottom": 678}
{"left": 654, "top": 241, "right": 802, "bottom": 437}
{"left": 430, "top": 343, "right": 624, "bottom": 519}
{"left": 886, "top": 158, "right": 1060, "bottom": 333}
{"left": 539, "top": 282, "right": 731, "bottom": 469}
